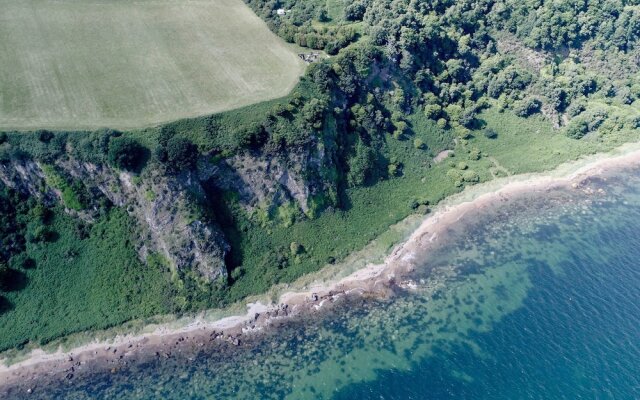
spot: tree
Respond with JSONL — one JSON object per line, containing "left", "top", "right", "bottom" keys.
{"left": 108, "top": 137, "right": 144, "bottom": 171}
{"left": 514, "top": 98, "right": 542, "bottom": 117}
{"left": 316, "top": 8, "right": 329, "bottom": 22}
{"left": 347, "top": 141, "right": 375, "bottom": 187}
{"left": 37, "top": 129, "right": 54, "bottom": 143}
{"left": 566, "top": 119, "right": 589, "bottom": 139}
{"left": 165, "top": 137, "right": 199, "bottom": 172}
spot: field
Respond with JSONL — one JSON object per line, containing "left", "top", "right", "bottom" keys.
{"left": 0, "top": 0, "right": 305, "bottom": 130}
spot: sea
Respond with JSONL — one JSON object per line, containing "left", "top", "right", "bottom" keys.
{"left": 6, "top": 166, "right": 640, "bottom": 399}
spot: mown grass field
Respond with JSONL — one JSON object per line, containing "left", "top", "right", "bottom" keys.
{"left": 0, "top": 0, "right": 304, "bottom": 130}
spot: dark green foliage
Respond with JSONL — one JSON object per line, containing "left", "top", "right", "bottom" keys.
{"left": 345, "top": 0, "right": 367, "bottom": 21}
{"left": 0, "top": 187, "right": 31, "bottom": 265}
{"left": 0, "top": 208, "right": 172, "bottom": 351}
{"left": 165, "top": 137, "right": 199, "bottom": 171}
{"left": 566, "top": 119, "right": 590, "bottom": 139}
{"left": 244, "top": 0, "right": 357, "bottom": 53}
{"left": 484, "top": 128, "right": 498, "bottom": 139}
{"left": 37, "top": 129, "right": 54, "bottom": 143}
{"left": 514, "top": 98, "right": 542, "bottom": 117}
{"left": 9, "top": 253, "right": 35, "bottom": 270}
{"left": 108, "top": 136, "right": 145, "bottom": 171}
{"left": 347, "top": 140, "right": 377, "bottom": 187}
{"left": 67, "top": 129, "right": 119, "bottom": 164}
{"left": 498, "top": 0, "right": 640, "bottom": 51}
{"left": 236, "top": 122, "right": 268, "bottom": 149}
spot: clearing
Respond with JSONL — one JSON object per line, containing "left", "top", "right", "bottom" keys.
{"left": 0, "top": 0, "right": 305, "bottom": 130}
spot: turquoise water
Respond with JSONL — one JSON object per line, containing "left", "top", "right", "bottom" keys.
{"left": 4, "top": 168, "right": 640, "bottom": 399}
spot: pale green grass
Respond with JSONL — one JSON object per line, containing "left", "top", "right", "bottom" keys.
{"left": 0, "top": 0, "right": 305, "bottom": 130}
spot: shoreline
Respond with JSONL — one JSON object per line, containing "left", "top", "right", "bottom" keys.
{"left": 3, "top": 141, "right": 640, "bottom": 389}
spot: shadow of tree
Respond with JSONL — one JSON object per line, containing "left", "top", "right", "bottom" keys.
{"left": 1, "top": 269, "right": 28, "bottom": 292}
{"left": 0, "top": 295, "right": 12, "bottom": 314}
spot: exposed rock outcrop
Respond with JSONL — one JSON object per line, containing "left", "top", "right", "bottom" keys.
{"left": 0, "top": 157, "right": 229, "bottom": 283}
{"left": 200, "top": 142, "right": 331, "bottom": 215}
{"left": 0, "top": 142, "right": 332, "bottom": 283}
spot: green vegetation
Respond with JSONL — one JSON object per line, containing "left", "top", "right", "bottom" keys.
{"left": 2, "top": 0, "right": 640, "bottom": 352}
{"left": 0, "top": 0, "right": 304, "bottom": 130}
{"left": 107, "top": 137, "right": 145, "bottom": 171}
{"left": 0, "top": 207, "right": 173, "bottom": 351}
{"left": 41, "top": 165, "right": 88, "bottom": 211}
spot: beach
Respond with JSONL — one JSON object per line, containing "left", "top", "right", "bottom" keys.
{"left": 3, "top": 141, "right": 640, "bottom": 394}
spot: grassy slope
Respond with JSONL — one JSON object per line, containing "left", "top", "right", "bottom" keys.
{"left": 0, "top": 0, "right": 304, "bottom": 130}
{"left": 221, "top": 107, "right": 640, "bottom": 301}
{"left": 0, "top": 209, "right": 172, "bottom": 351}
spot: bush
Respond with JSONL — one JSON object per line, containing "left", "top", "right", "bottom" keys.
{"left": 462, "top": 170, "right": 480, "bottom": 183}
{"left": 108, "top": 137, "right": 144, "bottom": 171}
{"left": 165, "top": 137, "right": 199, "bottom": 171}
{"left": 37, "top": 130, "right": 54, "bottom": 143}
{"left": 566, "top": 119, "right": 589, "bottom": 139}
{"left": 484, "top": 128, "right": 498, "bottom": 139}
{"left": 9, "top": 253, "right": 35, "bottom": 270}
{"left": 28, "top": 225, "right": 54, "bottom": 243}
{"left": 514, "top": 98, "right": 542, "bottom": 117}
{"left": 424, "top": 104, "right": 442, "bottom": 120}
{"left": 413, "top": 138, "right": 426, "bottom": 149}
{"left": 347, "top": 141, "right": 376, "bottom": 187}
{"left": 447, "top": 169, "right": 463, "bottom": 181}
{"left": 290, "top": 242, "right": 304, "bottom": 255}
{"left": 388, "top": 162, "right": 400, "bottom": 176}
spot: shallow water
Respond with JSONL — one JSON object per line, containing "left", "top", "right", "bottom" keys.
{"left": 8, "top": 168, "right": 640, "bottom": 399}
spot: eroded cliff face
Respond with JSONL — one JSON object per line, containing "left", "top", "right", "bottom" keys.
{"left": 0, "top": 143, "right": 331, "bottom": 284}
{"left": 0, "top": 157, "right": 229, "bottom": 282}
{"left": 201, "top": 141, "right": 329, "bottom": 215}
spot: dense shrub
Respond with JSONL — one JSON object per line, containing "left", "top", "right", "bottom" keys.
{"left": 484, "top": 128, "right": 498, "bottom": 139}
{"left": 108, "top": 137, "right": 145, "bottom": 171}
{"left": 347, "top": 141, "right": 376, "bottom": 187}
{"left": 566, "top": 119, "right": 589, "bottom": 139}
{"left": 9, "top": 253, "right": 35, "bottom": 270}
{"left": 462, "top": 170, "right": 480, "bottom": 183}
{"left": 165, "top": 137, "right": 199, "bottom": 172}
{"left": 37, "top": 129, "right": 54, "bottom": 143}
{"left": 514, "top": 98, "right": 542, "bottom": 117}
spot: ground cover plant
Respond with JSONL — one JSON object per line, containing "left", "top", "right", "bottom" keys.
{"left": 0, "top": 0, "right": 304, "bottom": 130}
{"left": 0, "top": 206, "right": 173, "bottom": 351}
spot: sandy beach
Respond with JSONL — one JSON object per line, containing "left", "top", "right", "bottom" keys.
{"left": 3, "top": 141, "right": 640, "bottom": 392}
